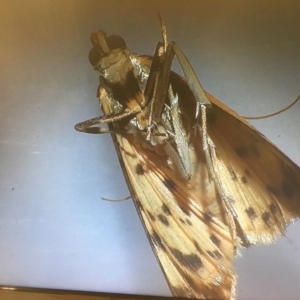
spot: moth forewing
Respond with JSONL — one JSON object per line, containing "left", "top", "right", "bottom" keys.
{"left": 204, "top": 93, "right": 300, "bottom": 244}
{"left": 75, "top": 19, "right": 300, "bottom": 300}
{"left": 97, "top": 66, "right": 237, "bottom": 299}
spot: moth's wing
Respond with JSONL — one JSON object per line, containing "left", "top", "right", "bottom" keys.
{"left": 99, "top": 87, "right": 236, "bottom": 299}
{"left": 205, "top": 92, "right": 300, "bottom": 245}
{"left": 171, "top": 72, "right": 300, "bottom": 245}
{"left": 113, "top": 134, "right": 236, "bottom": 299}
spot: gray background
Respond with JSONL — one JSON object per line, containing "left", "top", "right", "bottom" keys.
{"left": 1, "top": 1, "right": 300, "bottom": 299}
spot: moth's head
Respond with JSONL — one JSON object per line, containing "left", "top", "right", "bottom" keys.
{"left": 89, "top": 31, "right": 130, "bottom": 78}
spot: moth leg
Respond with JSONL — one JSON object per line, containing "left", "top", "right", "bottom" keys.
{"left": 200, "top": 104, "right": 240, "bottom": 246}
{"left": 142, "top": 33, "right": 209, "bottom": 176}
{"left": 147, "top": 27, "right": 211, "bottom": 125}
{"left": 142, "top": 24, "right": 211, "bottom": 130}
{"left": 74, "top": 86, "right": 165, "bottom": 136}
{"left": 142, "top": 41, "right": 167, "bottom": 139}
{"left": 74, "top": 107, "right": 140, "bottom": 133}
{"left": 168, "top": 92, "right": 191, "bottom": 178}
{"left": 142, "top": 38, "right": 212, "bottom": 176}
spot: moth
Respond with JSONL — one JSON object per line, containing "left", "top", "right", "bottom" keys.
{"left": 75, "top": 17, "right": 300, "bottom": 299}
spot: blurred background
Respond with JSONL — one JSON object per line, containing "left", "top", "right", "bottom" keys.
{"left": 0, "top": 1, "right": 300, "bottom": 299}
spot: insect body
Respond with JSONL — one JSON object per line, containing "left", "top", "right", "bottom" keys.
{"left": 75, "top": 18, "right": 300, "bottom": 299}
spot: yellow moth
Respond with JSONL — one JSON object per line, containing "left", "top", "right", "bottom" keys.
{"left": 75, "top": 17, "right": 300, "bottom": 299}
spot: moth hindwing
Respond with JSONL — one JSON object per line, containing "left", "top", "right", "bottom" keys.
{"left": 75, "top": 18, "right": 300, "bottom": 300}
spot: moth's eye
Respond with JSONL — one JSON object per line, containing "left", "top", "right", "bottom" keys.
{"left": 89, "top": 47, "right": 100, "bottom": 67}
{"left": 88, "top": 34, "right": 126, "bottom": 67}
{"left": 106, "top": 35, "right": 126, "bottom": 50}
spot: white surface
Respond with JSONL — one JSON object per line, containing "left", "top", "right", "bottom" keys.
{"left": 0, "top": 1, "right": 300, "bottom": 299}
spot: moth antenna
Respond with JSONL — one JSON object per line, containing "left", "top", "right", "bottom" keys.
{"left": 243, "top": 93, "right": 300, "bottom": 120}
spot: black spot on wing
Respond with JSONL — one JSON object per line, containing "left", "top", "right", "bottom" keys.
{"left": 147, "top": 210, "right": 155, "bottom": 221}
{"left": 158, "top": 214, "right": 169, "bottom": 226}
{"left": 207, "top": 250, "right": 214, "bottom": 258}
{"left": 235, "top": 146, "right": 248, "bottom": 158}
{"left": 162, "top": 204, "right": 171, "bottom": 216}
{"left": 245, "top": 207, "right": 257, "bottom": 220}
{"left": 207, "top": 250, "right": 223, "bottom": 259}
{"left": 171, "top": 248, "right": 202, "bottom": 271}
{"left": 151, "top": 230, "right": 166, "bottom": 251}
{"left": 241, "top": 176, "right": 248, "bottom": 184}
{"left": 193, "top": 240, "right": 202, "bottom": 252}
{"left": 185, "top": 218, "right": 192, "bottom": 226}
{"left": 228, "top": 166, "right": 238, "bottom": 181}
{"left": 235, "top": 144, "right": 260, "bottom": 158}
{"left": 210, "top": 234, "right": 221, "bottom": 246}
{"left": 262, "top": 211, "right": 271, "bottom": 226}
{"left": 135, "top": 163, "right": 144, "bottom": 175}
{"left": 163, "top": 179, "right": 176, "bottom": 191}
{"left": 213, "top": 250, "right": 223, "bottom": 259}
{"left": 204, "top": 211, "right": 214, "bottom": 222}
